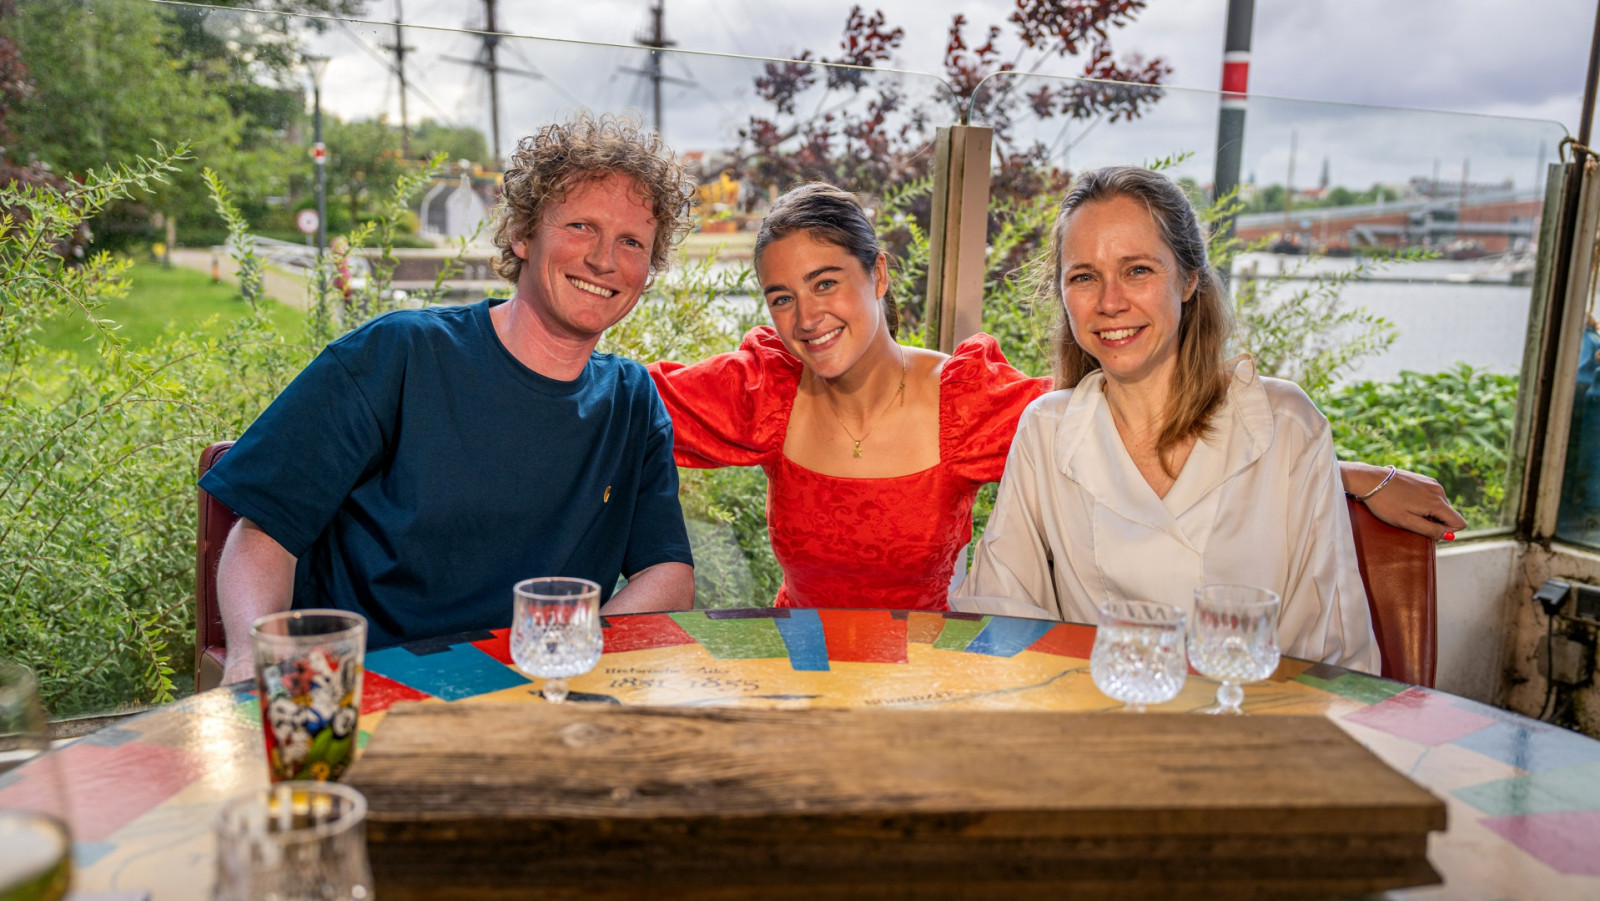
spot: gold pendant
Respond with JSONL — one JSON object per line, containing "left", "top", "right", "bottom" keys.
{"left": 852, "top": 441, "right": 863, "bottom": 458}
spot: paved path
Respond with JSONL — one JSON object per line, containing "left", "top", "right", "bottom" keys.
{"left": 168, "top": 247, "right": 312, "bottom": 311}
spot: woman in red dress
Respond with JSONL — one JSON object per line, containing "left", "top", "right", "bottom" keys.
{"left": 649, "top": 184, "right": 1463, "bottom": 611}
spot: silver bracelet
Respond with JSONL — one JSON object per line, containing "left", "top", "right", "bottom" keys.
{"left": 1355, "top": 465, "right": 1398, "bottom": 502}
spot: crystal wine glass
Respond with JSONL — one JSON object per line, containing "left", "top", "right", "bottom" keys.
{"left": 510, "top": 577, "right": 603, "bottom": 703}
{"left": 1089, "top": 600, "right": 1188, "bottom": 712}
{"left": 1188, "top": 585, "right": 1282, "bottom": 715}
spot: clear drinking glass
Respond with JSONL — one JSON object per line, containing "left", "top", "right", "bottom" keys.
{"left": 251, "top": 610, "right": 367, "bottom": 782}
{"left": 1188, "top": 585, "right": 1282, "bottom": 715}
{"left": 0, "top": 660, "right": 71, "bottom": 901}
{"left": 212, "top": 781, "right": 372, "bottom": 901}
{"left": 510, "top": 577, "right": 603, "bottom": 704}
{"left": 1089, "top": 601, "right": 1188, "bottom": 712}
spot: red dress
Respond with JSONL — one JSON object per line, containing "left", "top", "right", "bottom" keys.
{"left": 649, "top": 327, "right": 1050, "bottom": 610}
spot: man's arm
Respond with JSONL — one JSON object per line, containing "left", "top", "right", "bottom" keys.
{"left": 603, "top": 561, "right": 694, "bottom": 614}
{"left": 217, "top": 517, "right": 298, "bottom": 684}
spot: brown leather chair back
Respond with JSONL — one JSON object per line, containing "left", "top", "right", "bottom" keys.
{"left": 1345, "top": 496, "right": 1437, "bottom": 687}
{"left": 195, "top": 441, "right": 238, "bottom": 692}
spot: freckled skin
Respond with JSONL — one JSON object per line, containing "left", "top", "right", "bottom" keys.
{"left": 510, "top": 172, "right": 658, "bottom": 344}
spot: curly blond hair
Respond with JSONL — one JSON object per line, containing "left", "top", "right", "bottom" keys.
{"left": 490, "top": 112, "right": 695, "bottom": 283}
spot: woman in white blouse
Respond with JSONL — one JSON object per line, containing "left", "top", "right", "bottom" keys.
{"left": 960, "top": 166, "right": 1381, "bottom": 673}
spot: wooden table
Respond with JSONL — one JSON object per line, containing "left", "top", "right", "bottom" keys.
{"left": 4, "top": 609, "right": 1599, "bottom": 899}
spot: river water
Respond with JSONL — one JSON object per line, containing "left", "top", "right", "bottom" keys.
{"left": 670, "top": 251, "right": 1541, "bottom": 387}
{"left": 1231, "top": 252, "right": 1536, "bottom": 386}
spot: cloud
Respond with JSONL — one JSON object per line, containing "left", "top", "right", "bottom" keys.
{"left": 1248, "top": 0, "right": 1590, "bottom": 127}
{"left": 305, "top": 0, "right": 1589, "bottom": 165}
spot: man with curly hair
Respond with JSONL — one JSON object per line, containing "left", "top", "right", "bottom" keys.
{"left": 204, "top": 113, "right": 697, "bottom": 683}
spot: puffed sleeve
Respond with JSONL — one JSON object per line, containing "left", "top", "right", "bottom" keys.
{"left": 940, "top": 333, "right": 1052, "bottom": 484}
{"left": 646, "top": 327, "right": 801, "bottom": 469}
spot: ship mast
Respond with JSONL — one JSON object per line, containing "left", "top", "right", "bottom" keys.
{"left": 384, "top": 0, "right": 413, "bottom": 158}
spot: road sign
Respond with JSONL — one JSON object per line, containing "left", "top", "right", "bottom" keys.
{"left": 296, "top": 209, "right": 319, "bottom": 235}
{"left": 310, "top": 142, "right": 327, "bottom": 164}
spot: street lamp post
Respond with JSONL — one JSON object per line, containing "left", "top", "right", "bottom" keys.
{"left": 306, "top": 55, "right": 331, "bottom": 302}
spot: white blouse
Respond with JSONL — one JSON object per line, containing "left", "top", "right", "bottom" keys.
{"left": 959, "top": 360, "right": 1380, "bottom": 674}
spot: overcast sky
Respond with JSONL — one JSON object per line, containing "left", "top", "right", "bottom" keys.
{"left": 273, "top": 0, "right": 1593, "bottom": 188}
{"left": 357, "top": 0, "right": 1596, "bottom": 125}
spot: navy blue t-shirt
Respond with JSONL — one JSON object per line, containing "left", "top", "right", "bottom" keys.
{"left": 200, "top": 299, "right": 693, "bottom": 648}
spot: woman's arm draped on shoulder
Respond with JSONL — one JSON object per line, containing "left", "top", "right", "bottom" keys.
{"left": 956, "top": 410, "right": 1063, "bottom": 618}
{"left": 1339, "top": 460, "right": 1467, "bottom": 539}
{"left": 941, "top": 333, "right": 1053, "bottom": 484}
{"left": 646, "top": 329, "right": 796, "bottom": 469}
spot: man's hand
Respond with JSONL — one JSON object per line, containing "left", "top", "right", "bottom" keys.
{"left": 603, "top": 562, "right": 694, "bottom": 614}
{"left": 216, "top": 518, "right": 298, "bottom": 685}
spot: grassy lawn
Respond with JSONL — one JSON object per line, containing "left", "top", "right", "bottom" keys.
{"left": 34, "top": 260, "right": 305, "bottom": 356}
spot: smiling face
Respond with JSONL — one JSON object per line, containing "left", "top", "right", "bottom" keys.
{"left": 511, "top": 171, "right": 657, "bottom": 344}
{"left": 758, "top": 231, "right": 891, "bottom": 380}
{"left": 1058, "top": 194, "right": 1199, "bottom": 390}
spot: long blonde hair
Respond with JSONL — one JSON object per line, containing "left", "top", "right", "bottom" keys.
{"left": 1041, "top": 166, "right": 1232, "bottom": 476}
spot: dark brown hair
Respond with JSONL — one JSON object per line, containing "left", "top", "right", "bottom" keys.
{"left": 753, "top": 183, "right": 898, "bottom": 337}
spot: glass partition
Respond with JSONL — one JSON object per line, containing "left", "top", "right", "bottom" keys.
{"left": 13, "top": 0, "right": 1581, "bottom": 725}
{"left": 1, "top": 0, "right": 956, "bottom": 718}
{"left": 968, "top": 71, "right": 1567, "bottom": 535}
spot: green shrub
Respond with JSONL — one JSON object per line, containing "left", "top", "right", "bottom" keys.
{"left": 0, "top": 148, "right": 467, "bottom": 718}
{"left": 0, "top": 145, "right": 305, "bottom": 715}
{"left": 1323, "top": 365, "right": 1517, "bottom": 530}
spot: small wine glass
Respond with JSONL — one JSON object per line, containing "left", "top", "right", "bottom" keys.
{"left": 1188, "top": 585, "right": 1282, "bottom": 715}
{"left": 213, "top": 782, "right": 372, "bottom": 901}
{"left": 1089, "top": 600, "right": 1188, "bottom": 712}
{"left": 0, "top": 660, "right": 72, "bottom": 901}
{"left": 510, "top": 577, "right": 603, "bottom": 704}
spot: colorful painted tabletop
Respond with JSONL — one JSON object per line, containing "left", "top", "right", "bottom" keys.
{"left": 4, "top": 609, "right": 1600, "bottom": 899}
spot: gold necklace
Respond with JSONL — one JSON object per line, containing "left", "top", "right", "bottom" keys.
{"left": 820, "top": 345, "right": 906, "bottom": 458}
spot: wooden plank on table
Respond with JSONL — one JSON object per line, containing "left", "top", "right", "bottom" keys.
{"left": 346, "top": 703, "right": 1446, "bottom": 899}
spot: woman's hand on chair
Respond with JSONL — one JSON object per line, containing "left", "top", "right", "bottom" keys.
{"left": 1354, "top": 463, "right": 1468, "bottom": 540}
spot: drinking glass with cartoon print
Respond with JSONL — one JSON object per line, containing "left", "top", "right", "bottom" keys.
{"left": 250, "top": 610, "right": 367, "bottom": 782}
